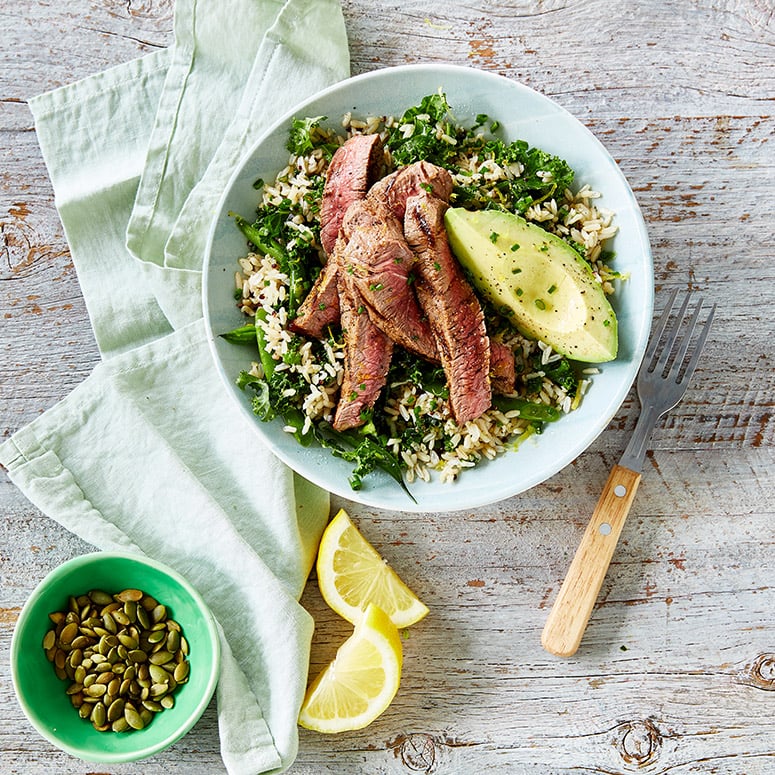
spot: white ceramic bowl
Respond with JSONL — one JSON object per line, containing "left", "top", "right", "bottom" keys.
{"left": 203, "top": 64, "right": 653, "bottom": 513}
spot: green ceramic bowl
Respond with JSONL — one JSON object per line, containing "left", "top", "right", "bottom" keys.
{"left": 11, "top": 552, "right": 221, "bottom": 763}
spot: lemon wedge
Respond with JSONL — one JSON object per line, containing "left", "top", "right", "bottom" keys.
{"left": 299, "top": 603, "right": 402, "bottom": 733}
{"left": 316, "top": 508, "right": 429, "bottom": 629}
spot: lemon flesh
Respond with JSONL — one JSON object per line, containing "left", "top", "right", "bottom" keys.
{"left": 316, "top": 509, "right": 429, "bottom": 629}
{"left": 298, "top": 603, "right": 402, "bottom": 733}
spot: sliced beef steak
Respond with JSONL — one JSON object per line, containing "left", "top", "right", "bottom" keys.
{"left": 489, "top": 340, "right": 517, "bottom": 395}
{"left": 333, "top": 283, "right": 394, "bottom": 431}
{"left": 404, "top": 192, "right": 492, "bottom": 425}
{"left": 289, "top": 253, "right": 341, "bottom": 338}
{"left": 339, "top": 197, "right": 438, "bottom": 362}
{"left": 369, "top": 161, "right": 453, "bottom": 219}
{"left": 293, "top": 134, "right": 384, "bottom": 337}
{"left": 319, "top": 133, "right": 385, "bottom": 256}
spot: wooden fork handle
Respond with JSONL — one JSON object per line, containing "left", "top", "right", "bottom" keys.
{"left": 541, "top": 465, "right": 642, "bottom": 657}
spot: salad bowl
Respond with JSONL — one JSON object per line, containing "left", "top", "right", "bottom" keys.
{"left": 203, "top": 64, "right": 653, "bottom": 512}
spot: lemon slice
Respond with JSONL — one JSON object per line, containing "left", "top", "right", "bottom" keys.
{"left": 316, "top": 508, "right": 429, "bottom": 629}
{"left": 299, "top": 603, "right": 402, "bottom": 733}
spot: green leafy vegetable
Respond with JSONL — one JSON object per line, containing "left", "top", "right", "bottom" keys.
{"left": 386, "top": 92, "right": 461, "bottom": 167}
{"left": 313, "top": 421, "right": 415, "bottom": 501}
{"left": 230, "top": 202, "right": 319, "bottom": 318}
{"left": 219, "top": 323, "right": 257, "bottom": 345}
{"left": 492, "top": 396, "right": 561, "bottom": 423}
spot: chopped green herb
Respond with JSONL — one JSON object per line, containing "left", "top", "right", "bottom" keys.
{"left": 535, "top": 298, "right": 546, "bottom": 310}
{"left": 489, "top": 231, "right": 500, "bottom": 244}
{"left": 510, "top": 243, "right": 520, "bottom": 251}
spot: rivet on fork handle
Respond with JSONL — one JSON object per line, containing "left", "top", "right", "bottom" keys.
{"left": 541, "top": 464, "right": 641, "bottom": 657}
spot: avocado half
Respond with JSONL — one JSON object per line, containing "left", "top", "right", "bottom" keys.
{"left": 444, "top": 208, "right": 618, "bottom": 363}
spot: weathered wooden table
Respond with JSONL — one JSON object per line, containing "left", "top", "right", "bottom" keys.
{"left": 2, "top": 1, "right": 773, "bottom": 772}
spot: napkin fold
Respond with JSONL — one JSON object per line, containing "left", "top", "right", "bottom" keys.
{"left": 1, "top": 1, "right": 350, "bottom": 772}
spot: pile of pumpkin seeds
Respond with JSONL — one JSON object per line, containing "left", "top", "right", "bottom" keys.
{"left": 42, "top": 588, "right": 190, "bottom": 732}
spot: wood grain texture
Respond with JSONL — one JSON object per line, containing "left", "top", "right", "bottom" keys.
{"left": 1, "top": 0, "right": 773, "bottom": 773}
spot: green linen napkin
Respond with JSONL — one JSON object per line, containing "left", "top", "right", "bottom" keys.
{"left": 0, "top": 1, "right": 349, "bottom": 773}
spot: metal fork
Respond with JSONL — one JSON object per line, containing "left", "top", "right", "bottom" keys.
{"left": 541, "top": 289, "right": 716, "bottom": 657}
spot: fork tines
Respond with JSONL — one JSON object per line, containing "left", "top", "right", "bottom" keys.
{"left": 645, "top": 288, "right": 716, "bottom": 385}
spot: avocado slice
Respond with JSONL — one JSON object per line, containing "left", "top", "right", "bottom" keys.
{"left": 444, "top": 208, "right": 618, "bottom": 363}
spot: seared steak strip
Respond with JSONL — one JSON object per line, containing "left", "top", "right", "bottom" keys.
{"left": 489, "top": 340, "right": 517, "bottom": 395}
{"left": 289, "top": 253, "right": 340, "bottom": 339}
{"left": 320, "top": 133, "right": 385, "bottom": 256}
{"left": 404, "top": 191, "right": 492, "bottom": 425}
{"left": 333, "top": 282, "right": 394, "bottom": 431}
{"left": 339, "top": 197, "right": 438, "bottom": 362}
{"left": 369, "top": 160, "right": 453, "bottom": 220}
{"left": 292, "top": 134, "right": 385, "bottom": 337}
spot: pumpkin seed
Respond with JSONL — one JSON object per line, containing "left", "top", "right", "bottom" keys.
{"left": 59, "top": 622, "right": 79, "bottom": 646}
{"left": 42, "top": 629, "right": 56, "bottom": 650}
{"left": 124, "top": 705, "right": 145, "bottom": 730}
{"left": 173, "top": 660, "right": 190, "bottom": 682}
{"left": 160, "top": 694, "right": 174, "bottom": 709}
{"left": 112, "top": 610, "right": 130, "bottom": 626}
{"left": 115, "top": 588, "right": 143, "bottom": 603}
{"left": 166, "top": 630, "right": 180, "bottom": 654}
{"left": 150, "top": 683, "right": 168, "bottom": 699}
{"left": 91, "top": 701, "right": 107, "bottom": 727}
{"left": 112, "top": 716, "right": 130, "bottom": 733}
{"left": 107, "top": 697, "right": 125, "bottom": 722}
{"left": 148, "top": 650, "right": 173, "bottom": 666}
{"left": 124, "top": 601, "right": 137, "bottom": 623}
{"left": 149, "top": 664, "right": 169, "bottom": 684}
{"left": 86, "top": 683, "right": 107, "bottom": 698}
{"left": 71, "top": 634, "right": 91, "bottom": 650}
{"left": 118, "top": 632, "right": 138, "bottom": 649}
{"left": 89, "top": 589, "right": 113, "bottom": 605}
{"left": 136, "top": 606, "right": 151, "bottom": 630}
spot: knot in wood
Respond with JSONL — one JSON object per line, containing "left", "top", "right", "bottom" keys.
{"left": 390, "top": 733, "right": 438, "bottom": 772}
{"left": 739, "top": 652, "right": 775, "bottom": 691}
{"left": 615, "top": 718, "right": 662, "bottom": 767}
